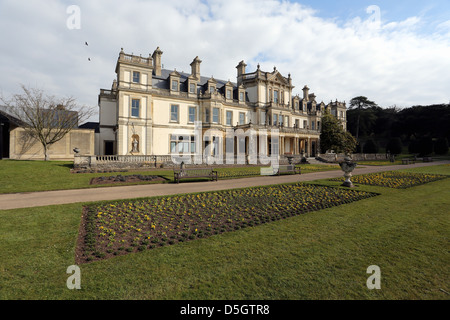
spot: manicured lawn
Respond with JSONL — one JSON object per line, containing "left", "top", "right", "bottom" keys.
{"left": 0, "top": 160, "right": 174, "bottom": 194}
{"left": 0, "top": 160, "right": 338, "bottom": 194}
{"left": 356, "top": 160, "right": 402, "bottom": 166}
{"left": 0, "top": 165, "right": 449, "bottom": 300}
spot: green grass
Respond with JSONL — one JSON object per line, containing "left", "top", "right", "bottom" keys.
{"left": 0, "top": 160, "right": 174, "bottom": 194}
{"left": 0, "top": 165, "right": 449, "bottom": 300}
{"left": 356, "top": 160, "right": 403, "bottom": 166}
{"left": 0, "top": 160, "right": 338, "bottom": 194}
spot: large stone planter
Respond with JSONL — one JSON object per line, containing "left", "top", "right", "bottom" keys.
{"left": 339, "top": 156, "right": 357, "bottom": 188}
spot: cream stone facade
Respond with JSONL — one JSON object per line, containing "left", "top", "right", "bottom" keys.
{"left": 98, "top": 47, "right": 347, "bottom": 161}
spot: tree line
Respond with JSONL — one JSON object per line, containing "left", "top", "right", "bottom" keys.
{"left": 346, "top": 97, "right": 450, "bottom": 156}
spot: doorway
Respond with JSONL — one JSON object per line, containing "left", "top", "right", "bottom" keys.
{"left": 0, "top": 122, "right": 10, "bottom": 159}
{"left": 104, "top": 141, "right": 114, "bottom": 155}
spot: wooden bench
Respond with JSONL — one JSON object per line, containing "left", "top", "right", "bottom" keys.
{"left": 277, "top": 165, "right": 301, "bottom": 175}
{"left": 173, "top": 168, "right": 218, "bottom": 184}
{"left": 423, "top": 157, "right": 433, "bottom": 162}
{"left": 402, "top": 158, "right": 416, "bottom": 165}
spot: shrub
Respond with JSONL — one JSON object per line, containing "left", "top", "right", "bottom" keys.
{"left": 434, "top": 138, "right": 449, "bottom": 155}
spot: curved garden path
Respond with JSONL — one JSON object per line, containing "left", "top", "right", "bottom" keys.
{"left": 0, "top": 161, "right": 448, "bottom": 210}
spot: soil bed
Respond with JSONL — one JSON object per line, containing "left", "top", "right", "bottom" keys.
{"left": 90, "top": 174, "right": 166, "bottom": 185}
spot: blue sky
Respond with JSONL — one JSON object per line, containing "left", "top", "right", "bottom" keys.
{"left": 296, "top": 0, "right": 450, "bottom": 25}
{"left": 0, "top": 0, "right": 449, "bottom": 122}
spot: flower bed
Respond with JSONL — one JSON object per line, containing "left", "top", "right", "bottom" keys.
{"left": 331, "top": 171, "right": 448, "bottom": 189}
{"left": 76, "top": 183, "right": 378, "bottom": 264}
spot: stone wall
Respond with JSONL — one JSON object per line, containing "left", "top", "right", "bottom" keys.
{"left": 10, "top": 127, "right": 95, "bottom": 160}
{"left": 318, "top": 153, "right": 388, "bottom": 163}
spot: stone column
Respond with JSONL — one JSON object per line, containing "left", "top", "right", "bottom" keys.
{"left": 307, "top": 137, "right": 311, "bottom": 157}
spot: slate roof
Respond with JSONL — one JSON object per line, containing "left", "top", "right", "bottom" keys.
{"left": 153, "top": 69, "right": 237, "bottom": 92}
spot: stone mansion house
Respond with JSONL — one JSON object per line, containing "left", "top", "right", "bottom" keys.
{"left": 98, "top": 47, "right": 347, "bottom": 163}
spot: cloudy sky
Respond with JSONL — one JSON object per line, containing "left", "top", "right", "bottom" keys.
{"left": 0, "top": 0, "right": 449, "bottom": 122}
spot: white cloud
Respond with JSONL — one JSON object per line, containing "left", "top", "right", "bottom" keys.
{"left": 0, "top": 0, "right": 449, "bottom": 122}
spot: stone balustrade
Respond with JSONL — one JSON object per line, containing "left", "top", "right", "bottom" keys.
{"left": 73, "top": 154, "right": 304, "bottom": 173}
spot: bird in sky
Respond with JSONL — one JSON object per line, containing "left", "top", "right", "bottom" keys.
{"left": 85, "top": 41, "right": 88, "bottom": 46}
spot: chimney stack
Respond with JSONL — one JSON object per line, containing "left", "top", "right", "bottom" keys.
{"left": 236, "top": 60, "right": 247, "bottom": 85}
{"left": 152, "top": 47, "right": 163, "bottom": 76}
{"left": 190, "top": 56, "right": 202, "bottom": 79}
{"left": 302, "top": 85, "right": 310, "bottom": 101}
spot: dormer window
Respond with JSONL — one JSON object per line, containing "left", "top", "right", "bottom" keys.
{"left": 170, "top": 70, "right": 181, "bottom": 93}
{"left": 189, "top": 83, "right": 196, "bottom": 94}
{"left": 239, "top": 91, "right": 244, "bottom": 102}
{"left": 209, "top": 86, "right": 215, "bottom": 94}
{"left": 171, "top": 80, "right": 179, "bottom": 91}
{"left": 226, "top": 89, "right": 232, "bottom": 100}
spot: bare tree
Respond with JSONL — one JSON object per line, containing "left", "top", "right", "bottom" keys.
{"left": 1, "top": 85, "right": 94, "bottom": 160}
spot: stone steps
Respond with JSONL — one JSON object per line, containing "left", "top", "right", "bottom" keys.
{"left": 306, "top": 157, "right": 325, "bottom": 165}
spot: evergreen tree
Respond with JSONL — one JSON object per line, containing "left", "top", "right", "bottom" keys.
{"left": 320, "top": 110, "right": 356, "bottom": 154}
{"left": 349, "top": 96, "right": 378, "bottom": 143}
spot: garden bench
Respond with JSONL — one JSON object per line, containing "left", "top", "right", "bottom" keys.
{"left": 260, "top": 167, "right": 277, "bottom": 175}
{"left": 402, "top": 158, "right": 415, "bottom": 165}
{"left": 276, "top": 165, "right": 301, "bottom": 175}
{"left": 422, "top": 157, "right": 433, "bottom": 162}
{"left": 173, "top": 167, "right": 218, "bottom": 184}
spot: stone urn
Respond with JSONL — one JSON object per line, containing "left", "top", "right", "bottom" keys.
{"left": 339, "top": 155, "right": 357, "bottom": 187}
